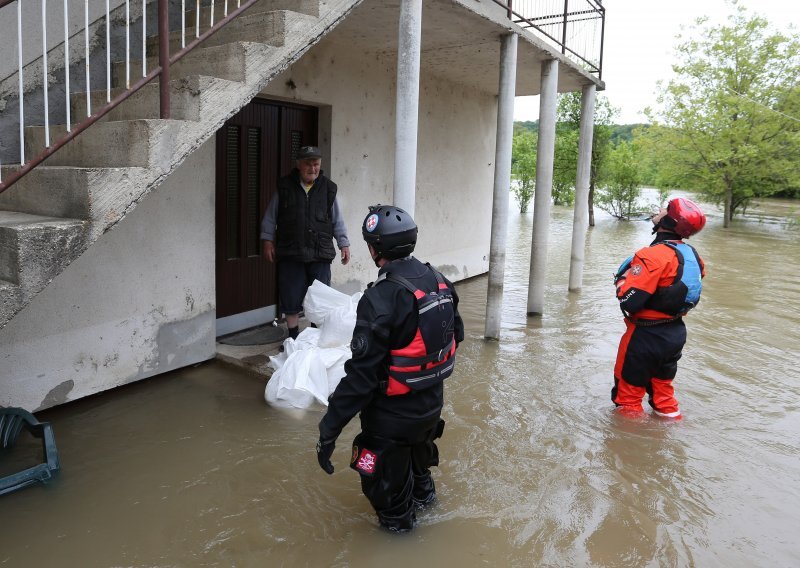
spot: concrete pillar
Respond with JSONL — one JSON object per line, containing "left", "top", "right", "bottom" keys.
{"left": 526, "top": 59, "right": 559, "bottom": 316}
{"left": 568, "top": 84, "right": 596, "bottom": 291}
{"left": 393, "top": 0, "right": 422, "bottom": 217}
{"left": 484, "top": 33, "right": 518, "bottom": 340}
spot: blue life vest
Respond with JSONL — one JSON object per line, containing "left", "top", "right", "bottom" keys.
{"left": 661, "top": 242, "right": 702, "bottom": 312}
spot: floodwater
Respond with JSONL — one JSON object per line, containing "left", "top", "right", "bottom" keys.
{"left": 2, "top": 195, "right": 799, "bottom": 567}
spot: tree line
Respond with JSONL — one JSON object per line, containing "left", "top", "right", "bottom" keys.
{"left": 511, "top": 1, "right": 800, "bottom": 228}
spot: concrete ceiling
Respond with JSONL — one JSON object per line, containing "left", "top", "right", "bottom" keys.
{"left": 326, "top": 0, "right": 605, "bottom": 97}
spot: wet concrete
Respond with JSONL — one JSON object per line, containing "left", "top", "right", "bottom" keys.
{"left": 215, "top": 339, "right": 279, "bottom": 378}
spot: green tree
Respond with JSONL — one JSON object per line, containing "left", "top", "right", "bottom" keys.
{"left": 642, "top": 1, "right": 800, "bottom": 226}
{"left": 552, "top": 128, "right": 578, "bottom": 206}
{"left": 511, "top": 129, "right": 537, "bottom": 213}
{"left": 597, "top": 141, "right": 644, "bottom": 220}
{"left": 555, "top": 92, "right": 618, "bottom": 225}
{"left": 610, "top": 124, "right": 648, "bottom": 146}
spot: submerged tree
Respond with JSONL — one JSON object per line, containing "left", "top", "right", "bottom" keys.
{"left": 552, "top": 128, "right": 578, "bottom": 206}
{"left": 554, "top": 92, "right": 618, "bottom": 225}
{"left": 597, "top": 141, "right": 644, "bottom": 220}
{"left": 642, "top": 1, "right": 800, "bottom": 227}
{"left": 511, "top": 129, "right": 537, "bottom": 213}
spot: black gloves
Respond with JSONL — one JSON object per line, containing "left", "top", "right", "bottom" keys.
{"left": 316, "top": 437, "right": 336, "bottom": 474}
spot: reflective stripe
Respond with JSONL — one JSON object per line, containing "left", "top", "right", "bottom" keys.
{"left": 418, "top": 297, "right": 453, "bottom": 315}
{"left": 653, "top": 409, "right": 681, "bottom": 418}
{"left": 405, "top": 361, "right": 454, "bottom": 383}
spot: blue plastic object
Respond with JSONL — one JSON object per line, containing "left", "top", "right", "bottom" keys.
{"left": 614, "top": 255, "right": 633, "bottom": 282}
{"left": 0, "top": 407, "right": 60, "bottom": 496}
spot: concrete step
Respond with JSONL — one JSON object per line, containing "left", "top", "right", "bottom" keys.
{"left": 70, "top": 74, "right": 239, "bottom": 123}
{"left": 0, "top": 211, "right": 86, "bottom": 286}
{"left": 185, "top": 0, "right": 319, "bottom": 27}
{"left": 112, "top": 41, "right": 275, "bottom": 87}
{"left": 25, "top": 119, "right": 187, "bottom": 169}
{"left": 145, "top": 10, "right": 315, "bottom": 56}
{"left": 0, "top": 277, "right": 22, "bottom": 327}
{"left": 0, "top": 165, "right": 147, "bottom": 220}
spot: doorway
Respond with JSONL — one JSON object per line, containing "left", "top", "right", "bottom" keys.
{"left": 215, "top": 99, "right": 318, "bottom": 326}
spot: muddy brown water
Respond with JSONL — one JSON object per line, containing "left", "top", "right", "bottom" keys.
{"left": 2, "top": 196, "right": 798, "bottom": 567}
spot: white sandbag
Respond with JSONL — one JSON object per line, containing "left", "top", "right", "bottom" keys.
{"left": 265, "top": 348, "right": 329, "bottom": 409}
{"left": 265, "top": 282, "right": 361, "bottom": 409}
{"left": 325, "top": 351, "right": 349, "bottom": 393}
{"left": 302, "top": 280, "right": 351, "bottom": 325}
{"left": 318, "top": 304, "right": 357, "bottom": 348}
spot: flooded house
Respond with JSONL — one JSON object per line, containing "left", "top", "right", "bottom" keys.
{"left": 0, "top": 0, "right": 605, "bottom": 411}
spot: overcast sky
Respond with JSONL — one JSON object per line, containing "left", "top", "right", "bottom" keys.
{"left": 513, "top": 0, "right": 800, "bottom": 124}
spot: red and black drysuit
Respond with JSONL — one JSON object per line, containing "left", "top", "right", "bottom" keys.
{"left": 319, "top": 256, "right": 463, "bottom": 531}
{"left": 613, "top": 231, "right": 705, "bottom": 417}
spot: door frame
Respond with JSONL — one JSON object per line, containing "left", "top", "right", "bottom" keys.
{"left": 215, "top": 98, "right": 320, "bottom": 336}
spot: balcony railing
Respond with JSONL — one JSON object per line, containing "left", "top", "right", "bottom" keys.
{"left": 492, "top": 0, "right": 605, "bottom": 79}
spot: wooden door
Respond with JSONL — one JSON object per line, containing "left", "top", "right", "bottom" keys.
{"left": 215, "top": 99, "right": 318, "bottom": 319}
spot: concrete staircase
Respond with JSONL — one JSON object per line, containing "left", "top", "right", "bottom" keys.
{"left": 0, "top": 0, "right": 361, "bottom": 328}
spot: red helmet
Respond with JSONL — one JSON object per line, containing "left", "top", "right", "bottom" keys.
{"left": 666, "top": 197, "right": 706, "bottom": 238}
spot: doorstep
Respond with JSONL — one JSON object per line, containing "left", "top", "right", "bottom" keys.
{"left": 215, "top": 341, "right": 279, "bottom": 379}
{"left": 214, "top": 320, "right": 311, "bottom": 379}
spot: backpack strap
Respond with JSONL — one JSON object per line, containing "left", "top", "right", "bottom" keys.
{"left": 657, "top": 241, "right": 685, "bottom": 284}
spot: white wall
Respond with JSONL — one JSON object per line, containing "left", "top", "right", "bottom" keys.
{"left": 260, "top": 32, "right": 496, "bottom": 294}
{"left": 0, "top": 139, "right": 216, "bottom": 411}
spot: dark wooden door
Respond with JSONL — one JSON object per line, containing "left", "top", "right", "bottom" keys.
{"left": 215, "top": 99, "right": 318, "bottom": 318}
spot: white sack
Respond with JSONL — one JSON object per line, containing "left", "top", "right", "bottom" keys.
{"left": 265, "top": 348, "right": 328, "bottom": 408}
{"left": 302, "top": 280, "right": 351, "bottom": 325}
{"left": 319, "top": 304, "right": 357, "bottom": 348}
{"left": 265, "top": 282, "right": 362, "bottom": 409}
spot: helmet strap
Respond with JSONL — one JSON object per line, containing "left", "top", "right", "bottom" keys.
{"left": 653, "top": 214, "right": 677, "bottom": 234}
{"left": 651, "top": 218, "right": 661, "bottom": 234}
{"left": 368, "top": 244, "right": 384, "bottom": 268}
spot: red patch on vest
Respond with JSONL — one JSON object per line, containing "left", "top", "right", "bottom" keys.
{"left": 354, "top": 448, "right": 377, "bottom": 474}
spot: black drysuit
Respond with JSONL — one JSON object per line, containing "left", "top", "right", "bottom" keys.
{"left": 319, "top": 256, "right": 464, "bottom": 530}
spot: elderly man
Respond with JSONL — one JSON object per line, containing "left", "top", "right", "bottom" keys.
{"left": 260, "top": 146, "right": 350, "bottom": 340}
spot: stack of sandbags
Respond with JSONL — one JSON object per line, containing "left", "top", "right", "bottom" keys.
{"left": 265, "top": 281, "right": 362, "bottom": 409}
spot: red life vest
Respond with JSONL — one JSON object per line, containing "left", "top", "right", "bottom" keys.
{"left": 376, "top": 266, "right": 457, "bottom": 396}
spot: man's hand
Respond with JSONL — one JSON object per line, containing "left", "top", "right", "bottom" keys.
{"left": 341, "top": 246, "right": 350, "bottom": 265}
{"left": 263, "top": 241, "right": 275, "bottom": 262}
{"left": 316, "top": 438, "right": 336, "bottom": 474}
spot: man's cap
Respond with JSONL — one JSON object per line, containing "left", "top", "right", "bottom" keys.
{"left": 296, "top": 146, "right": 322, "bottom": 160}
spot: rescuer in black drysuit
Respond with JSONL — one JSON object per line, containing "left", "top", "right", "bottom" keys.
{"left": 316, "top": 204, "right": 464, "bottom": 532}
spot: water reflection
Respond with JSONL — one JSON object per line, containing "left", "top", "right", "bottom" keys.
{"left": 1, "top": 198, "right": 798, "bottom": 566}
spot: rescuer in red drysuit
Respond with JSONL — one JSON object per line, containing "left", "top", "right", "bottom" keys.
{"left": 612, "top": 197, "right": 707, "bottom": 419}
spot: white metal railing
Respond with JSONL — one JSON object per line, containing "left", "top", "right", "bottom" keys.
{"left": 492, "top": 0, "right": 605, "bottom": 78}
{"left": 0, "top": 0, "right": 139, "bottom": 176}
{"left": 0, "top": 0, "right": 259, "bottom": 192}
